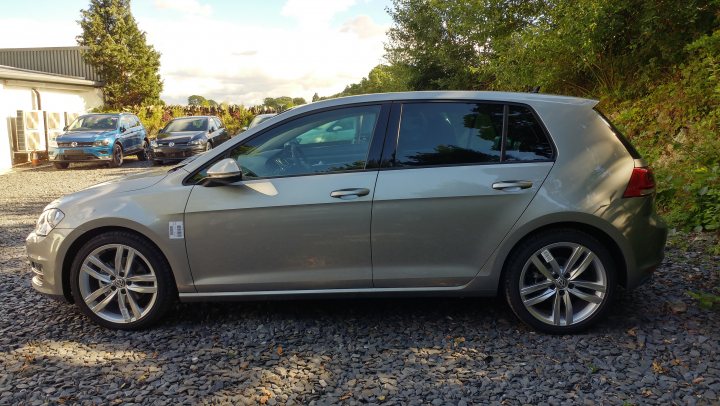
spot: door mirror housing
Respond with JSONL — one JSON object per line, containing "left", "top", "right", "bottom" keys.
{"left": 119, "top": 127, "right": 127, "bottom": 133}
{"left": 202, "top": 158, "right": 243, "bottom": 186}
{"left": 209, "top": 127, "right": 216, "bottom": 133}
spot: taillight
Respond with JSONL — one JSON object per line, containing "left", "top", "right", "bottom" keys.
{"left": 624, "top": 166, "right": 656, "bottom": 197}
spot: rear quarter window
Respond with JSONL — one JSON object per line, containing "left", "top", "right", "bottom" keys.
{"left": 504, "top": 105, "right": 554, "bottom": 162}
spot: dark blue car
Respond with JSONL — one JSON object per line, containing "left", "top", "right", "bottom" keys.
{"left": 49, "top": 113, "right": 150, "bottom": 169}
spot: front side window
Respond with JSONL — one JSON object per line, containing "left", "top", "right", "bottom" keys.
{"left": 395, "top": 103, "right": 504, "bottom": 167}
{"left": 193, "top": 105, "right": 380, "bottom": 181}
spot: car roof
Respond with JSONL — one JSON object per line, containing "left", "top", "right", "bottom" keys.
{"left": 292, "top": 91, "right": 598, "bottom": 114}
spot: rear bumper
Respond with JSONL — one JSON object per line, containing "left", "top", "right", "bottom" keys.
{"left": 152, "top": 145, "right": 205, "bottom": 161}
{"left": 621, "top": 200, "right": 668, "bottom": 289}
{"left": 49, "top": 146, "right": 112, "bottom": 162}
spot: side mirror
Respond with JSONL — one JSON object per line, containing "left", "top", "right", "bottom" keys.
{"left": 202, "top": 158, "right": 243, "bottom": 186}
{"left": 209, "top": 127, "right": 216, "bottom": 133}
{"left": 120, "top": 127, "right": 127, "bottom": 133}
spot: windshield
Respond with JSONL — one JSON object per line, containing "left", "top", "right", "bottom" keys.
{"left": 67, "top": 115, "right": 118, "bottom": 131}
{"left": 163, "top": 118, "right": 208, "bottom": 133}
{"left": 248, "top": 115, "right": 275, "bottom": 128}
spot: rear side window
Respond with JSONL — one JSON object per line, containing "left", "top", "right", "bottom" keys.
{"left": 395, "top": 103, "right": 504, "bottom": 167}
{"left": 504, "top": 105, "right": 554, "bottom": 162}
{"left": 394, "top": 102, "right": 553, "bottom": 167}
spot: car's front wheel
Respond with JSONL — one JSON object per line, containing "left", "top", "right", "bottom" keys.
{"left": 53, "top": 162, "right": 69, "bottom": 170}
{"left": 109, "top": 143, "right": 124, "bottom": 168}
{"left": 504, "top": 229, "right": 616, "bottom": 334}
{"left": 70, "top": 231, "right": 176, "bottom": 329}
{"left": 137, "top": 140, "right": 150, "bottom": 161}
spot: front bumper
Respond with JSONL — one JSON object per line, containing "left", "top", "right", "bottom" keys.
{"left": 26, "top": 228, "right": 73, "bottom": 302}
{"left": 152, "top": 144, "right": 205, "bottom": 161}
{"left": 49, "top": 146, "right": 112, "bottom": 162}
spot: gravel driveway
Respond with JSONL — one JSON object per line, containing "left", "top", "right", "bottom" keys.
{"left": 1, "top": 161, "right": 718, "bottom": 405}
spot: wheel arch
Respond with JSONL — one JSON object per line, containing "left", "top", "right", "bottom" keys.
{"left": 60, "top": 226, "right": 176, "bottom": 303}
{"left": 497, "top": 220, "right": 628, "bottom": 292}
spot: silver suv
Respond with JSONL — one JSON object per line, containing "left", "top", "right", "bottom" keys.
{"left": 26, "top": 92, "right": 667, "bottom": 333}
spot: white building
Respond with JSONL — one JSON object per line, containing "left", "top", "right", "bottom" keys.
{"left": 0, "top": 47, "right": 104, "bottom": 171}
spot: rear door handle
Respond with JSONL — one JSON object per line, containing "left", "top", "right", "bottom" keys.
{"left": 330, "top": 188, "right": 370, "bottom": 200}
{"left": 492, "top": 180, "right": 533, "bottom": 191}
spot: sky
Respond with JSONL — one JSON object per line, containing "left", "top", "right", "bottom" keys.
{"left": 0, "top": 0, "right": 393, "bottom": 105}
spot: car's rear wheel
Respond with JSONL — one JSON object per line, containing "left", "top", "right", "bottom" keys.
{"left": 109, "top": 143, "right": 124, "bottom": 168}
{"left": 70, "top": 231, "right": 176, "bottom": 330}
{"left": 53, "top": 162, "right": 69, "bottom": 169}
{"left": 504, "top": 229, "right": 616, "bottom": 334}
{"left": 137, "top": 140, "right": 150, "bottom": 161}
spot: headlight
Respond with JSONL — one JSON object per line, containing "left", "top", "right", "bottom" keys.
{"left": 35, "top": 208, "right": 65, "bottom": 236}
{"left": 93, "top": 138, "right": 112, "bottom": 146}
{"left": 49, "top": 139, "right": 58, "bottom": 148}
{"left": 150, "top": 140, "right": 158, "bottom": 147}
{"left": 188, "top": 139, "right": 206, "bottom": 145}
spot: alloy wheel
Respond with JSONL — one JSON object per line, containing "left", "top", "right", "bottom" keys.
{"left": 78, "top": 244, "right": 158, "bottom": 324}
{"left": 519, "top": 242, "right": 607, "bottom": 327}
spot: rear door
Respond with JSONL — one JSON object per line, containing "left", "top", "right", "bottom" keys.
{"left": 371, "top": 102, "right": 555, "bottom": 288}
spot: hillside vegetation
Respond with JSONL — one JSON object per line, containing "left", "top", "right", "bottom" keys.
{"left": 331, "top": 0, "right": 719, "bottom": 241}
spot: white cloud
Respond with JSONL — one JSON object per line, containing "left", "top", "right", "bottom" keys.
{"left": 340, "top": 15, "right": 388, "bottom": 39}
{"left": 0, "top": 19, "right": 79, "bottom": 48}
{"left": 281, "top": 0, "right": 356, "bottom": 26}
{"left": 154, "top": 0, "right": 212, "bottom": 17}
{"left": 0, "top": 4, "right": 389, "bottom": 107}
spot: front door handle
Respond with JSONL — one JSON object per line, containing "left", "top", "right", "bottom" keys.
{"left": 330, "top": 188, "right": 370, "bottom": 199}
{"left": 492, "top": 180, "right": 533, "bottom": 191}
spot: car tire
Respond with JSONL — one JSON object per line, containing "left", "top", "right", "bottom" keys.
{"left": 137, "top": 140, "right": 150, "bottom": 161}
{"left": 70, "top": 231, "right": 176, "bottom": 330}
{"left": 504, "top": 229, "right": 617, "bottom": 334}
{"left": 53, "top": 162, "right": 69, "bottom": 170}
{"left": 151, "top": 159, "right": 163, "bottom": 166}
{"left": 109, "top": 143, "right": 124, "bottom": 168}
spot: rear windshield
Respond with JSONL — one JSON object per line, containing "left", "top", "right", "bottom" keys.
{"left": 594, "top": 108, "right": 642, "bottom": 159}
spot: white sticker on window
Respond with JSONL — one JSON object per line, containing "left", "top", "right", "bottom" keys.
{"left": 169, "top": 221, "right": 184, "bottom": 239}
{"left": 541, "top": 249, "right": 554, "bottom": 263}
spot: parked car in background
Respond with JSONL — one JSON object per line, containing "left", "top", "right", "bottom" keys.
{"left": 243, "top": 113, "right": 276, "bottom": 131}
{"left": 27, "top": 91, "right": 667, "bottom": 333}
{"left": 48, "top": 113, "right": 149, "bottom": 169}
{"left": 150, "top": 116, "right": 229, "bottom": 165}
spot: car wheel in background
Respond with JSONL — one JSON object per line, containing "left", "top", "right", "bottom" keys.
{"left": 504, "top": 229, "right": 617, "bottom": 334}
{"left": 137, "top": 141, "right": 150, "bottom": 161}
{"left": 53, "top": 162, "right": 69, "bottom": 170}
{"left": 70, "top": 231, "right": 176, "bottom": 330}
{"left": 109, "top": 143, "right": 124, "bottom": 168}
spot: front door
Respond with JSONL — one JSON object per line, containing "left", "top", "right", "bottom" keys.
{"left": 372, "top": 102, "right": 555, "bottom": 287}
{"left": 184, "top": 104, "right": 387, "bottom": 292}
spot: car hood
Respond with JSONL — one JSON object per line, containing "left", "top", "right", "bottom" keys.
{"left": 57, "top": 130, "right": 116, "bottom": 141}
{"left": 156, "top": 131, "right": 205, "bottom": 142}
{"left": 46, "top": 168, "right": 169, "bottom": 211}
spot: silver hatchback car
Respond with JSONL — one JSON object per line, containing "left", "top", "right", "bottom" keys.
{"left": 26, "top": 92, "right": 667, "bottom": 333}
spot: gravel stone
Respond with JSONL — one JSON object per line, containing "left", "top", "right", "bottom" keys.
{"left": 0, "top": 161, "right": 719, "bottom": 404}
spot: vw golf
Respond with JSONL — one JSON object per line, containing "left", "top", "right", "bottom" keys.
{"left": 27, "top": 92, "right": 667, "bottom": 333}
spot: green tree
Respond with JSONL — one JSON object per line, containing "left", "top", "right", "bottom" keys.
{"left": 188, "top": 95, "right": 208, "bottom": 106}
{"left": 292, "top": 97, "right": 307, "bottom": 106}
{"left": 77, "top": 0, "right": 163, "bottom": 108}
